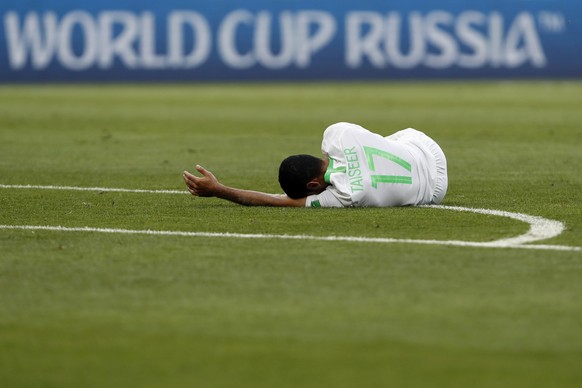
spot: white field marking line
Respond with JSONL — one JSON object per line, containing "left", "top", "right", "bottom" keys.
{"left": 0, "top": 184, "right": 187, "bottom": 195}
{"left": 0, "top": 224, "right": 579, "bottom": 252}
{"left": 422, "top": 205, "right": 566, "bottom": 246}
{"left": 0, "top": 184, "right": 580, "bottom": 252}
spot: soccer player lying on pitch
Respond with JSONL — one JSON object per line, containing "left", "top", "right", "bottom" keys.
{"left": 183, "top": 122, "right": 448, "bottom": 208}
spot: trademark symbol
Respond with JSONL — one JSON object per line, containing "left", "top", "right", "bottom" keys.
{"left": 537, "top": 11, "right": 566, "bottom": 33}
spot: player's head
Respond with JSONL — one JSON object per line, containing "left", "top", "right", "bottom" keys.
{"left": 279, "top": 155, "right": 326, "bottom": 199}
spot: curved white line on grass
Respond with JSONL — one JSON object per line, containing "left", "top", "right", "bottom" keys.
{"left": 424, "top": 205, "right": 565, "bottom": 246}
{"left": 0, "top": 224, "right": 579, "bottom": 252}
{"left": 0, "top": 184, "right": 579, "bottom": 252}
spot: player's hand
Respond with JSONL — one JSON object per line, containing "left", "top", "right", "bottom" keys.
{"left": 183, "top": 165, "right": 221, "bottom": 197}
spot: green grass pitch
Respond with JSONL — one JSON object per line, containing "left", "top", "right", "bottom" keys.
{"left": 0, "top": 82, "right": 581, "bottom": 387}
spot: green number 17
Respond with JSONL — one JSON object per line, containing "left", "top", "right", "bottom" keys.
{"left": 363, "top": 146, "right": 412, "bottom": 188}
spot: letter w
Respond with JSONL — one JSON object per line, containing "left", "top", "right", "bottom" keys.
{"left": 4, "top": 12, "right": 57, "bottom": 69}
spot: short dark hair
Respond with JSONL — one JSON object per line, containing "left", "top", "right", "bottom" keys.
{"left": 278, "top": 154, "right": 323, "bottom": 199}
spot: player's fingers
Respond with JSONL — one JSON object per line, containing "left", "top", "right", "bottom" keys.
{"left": 183, "top": 179, "right": 195, "bottom": 191}
{"left": 195, "top": 165, "right": 213, "bottom": 178}
{"left": 187, "top": 186, "right": 198, "bottom": 196}
{"left": 183, "top": 172, "right": 192, "bottom": 186}
{"left": 184, "top": 176, "right": 198, "bottom": 190}
{"left": 183, "top": 170, "right": 199, "bottom": 184}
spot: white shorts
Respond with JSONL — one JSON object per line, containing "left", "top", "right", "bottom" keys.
{"left": 387, "top": 128, "right": 448, "bottom": 205}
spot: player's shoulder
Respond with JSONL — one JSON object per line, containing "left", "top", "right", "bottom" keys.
{"left": 323, "top": 122, "right": 367, "bottom": 138}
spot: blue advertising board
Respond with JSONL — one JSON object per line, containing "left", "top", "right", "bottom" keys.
{"left": 0, "top": 0, "right": 580, "bottom": 82}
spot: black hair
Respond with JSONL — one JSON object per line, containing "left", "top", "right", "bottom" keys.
{"left": 278, "top": 154, "right": 323, "bottom": 199}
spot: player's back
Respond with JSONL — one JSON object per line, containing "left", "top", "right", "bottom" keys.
{"left": 322, "top": 122, "right": 433, "bottom": 207}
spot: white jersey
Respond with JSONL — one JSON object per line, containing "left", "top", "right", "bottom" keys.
{"left": 305, "top": 122, "right": 448, "bottom": 208}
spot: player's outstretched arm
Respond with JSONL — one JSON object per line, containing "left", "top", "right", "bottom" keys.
{"left": 183, "top": 165, "right": 306, "bottom": 207}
